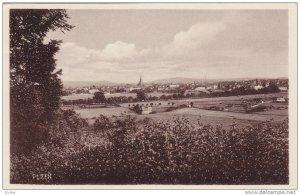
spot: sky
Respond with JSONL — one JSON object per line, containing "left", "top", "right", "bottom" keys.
{"left": 46, "top": 9, "right": 288, "bottom": 83}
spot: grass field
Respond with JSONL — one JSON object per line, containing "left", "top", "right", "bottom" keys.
{"left": 72, "top": 93, "right": 288, "bottom": 128}
{"left": 119, "top": 93, "right": 288, "bottom": 107}
{"left": 74, "top": 107, "right": 135, "bottom": 118}
{"left": 145, "top": 107, "right": 287, "bottom": 122}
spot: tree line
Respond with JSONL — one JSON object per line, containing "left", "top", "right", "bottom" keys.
{"left": 61, "top": 84, "right": 281, "bottom": 106}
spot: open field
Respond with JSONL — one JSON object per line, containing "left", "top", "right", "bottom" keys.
{"left": 62, "top": 93, "right": 94, "bottom": 100}
{"left": 76, "top": 106, "right": 287, "bottom": 128}
{"left": 74, "top": 106, "right": 135, "bottom": 119}
{"left": 119, "top": 92, "right": 288, "bottom": 107}
{"left": 145, "top": 107, "right": 287, "bottom": 122}
{"left": 72, "top": 93, "right": 288, "bottom": 128}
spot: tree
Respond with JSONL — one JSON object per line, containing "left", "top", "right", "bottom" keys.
{"left": 93, "top": 91, "right": 106, "bottom": 103}
{"left": 136, "top": 90, "right": 146, "bottom": 101}
{"left": 131, "top": 104, "right": 142, "bottom": 114}
{"left": 268, "top": 82, "right": 280, "bottom": 93}
{"left": 160, "top": 94, "right": 167, "bottom": 100}
{"left": 190, "top": 102, "right": 194, "bottom": 107}
{"left": 10, "top": 9, "right": 73, "bottom": 153}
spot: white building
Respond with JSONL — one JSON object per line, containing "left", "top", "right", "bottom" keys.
{"left": 129, "top": 87, "right": 142, "bottom": 92}
{"left": 169, "top": 84, "right": 179, "bottom": 88}
{"left": 206, "top": 85, "right": 218, "bottom": 90}
{"left": 89, "top": 89, "right": 100, "bottom": 94}
{"left": 142, "top": 106, "right": 152, "bottom": 114}
{"left": 278, "top": 86, "right": 288, "bottom": 92}
{"left": 195, "top": 86, "right": 206, "bottom": 91}
{"left": 194, "top": 87, "right": 210, "bottom": 94}
{"left": 276, "top": 97, "right": 286, "bottom": 102}
{"left": 254, "top": 85, "right": 264, "bottom": 90}
{"left": 157, "top": 87, "right": 165, "bottom": 92}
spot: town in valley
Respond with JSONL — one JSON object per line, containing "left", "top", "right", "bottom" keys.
{"left": 62, "top": 76, "right": 288, "bottom": 128}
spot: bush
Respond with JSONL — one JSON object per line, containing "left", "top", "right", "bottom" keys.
{"left": 131, "top": 104, "right": 142, "bottom": 114}
{"left": 165, "top": 104, "right": 188, "bottom": 112}
{"left": 11, "top": 115, "right": 288, "bottom": 184}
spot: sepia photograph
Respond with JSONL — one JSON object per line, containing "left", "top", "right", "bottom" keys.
{"left": 2, "top": 3, "right": 298, "bottom": 190}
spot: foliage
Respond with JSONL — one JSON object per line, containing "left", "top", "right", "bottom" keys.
{"left": 93, "top": 91, "right": 106, "bottom": 103}
{"left": 11, "top": 114, "right": 288, "bottom": 184}
{"left": 136, "top": 90, "right": 146, "bottom": 101}
{"left": 10, "top": 9, "right": 73, "bottom": 153}
{"left": 131, "top": 104, "right": 143, "bottom": 114}
{"left": 165, "top": 104, "right": 188, "bottom": 112}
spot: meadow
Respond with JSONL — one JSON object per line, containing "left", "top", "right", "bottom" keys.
{"left": 74, "top": 93, "right": 288, "bottom": 128}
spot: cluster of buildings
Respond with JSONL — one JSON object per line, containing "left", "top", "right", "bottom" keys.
{"left": 152, "top": 79, "right": 288, "bottom": 96}
{"left": 217, "top": 79, "right": 288, "bottom": 91}
{"left": 63, "top": 76, "right": 288, "bottom": 96}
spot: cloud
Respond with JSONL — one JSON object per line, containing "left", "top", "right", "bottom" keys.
{"left": 55, "top": 41, "right": 156, "bottom": 81}
{"left": 56, "top": 13, "right": 288, "bottom": 82}
{"left": 56, "top": 21, "right": 240, "bottom": 74}
{"left": 100, "top": 41, "right": 138, "bottom": 61}
{"left": 162, "top": 22, "right": 227, "bottom": 57}
{"left": 56, "top": 42, "right": 100, "bottom": 67}
{"left": 57, "top": 41, "right": 150, "bottom": 65}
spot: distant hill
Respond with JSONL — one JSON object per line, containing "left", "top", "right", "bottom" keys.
{"left": 63, "top": 77, "right": 288, "bottom": 88}
{"left": 63, "top": 81, "right": 121, "bottom": 88}
{"left": 148, "top": 77, "right": 288, "bottom": 84}
{"left": 148, "top": 77, "right": 216, "bottom": 84}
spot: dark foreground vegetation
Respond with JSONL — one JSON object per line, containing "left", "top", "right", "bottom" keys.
{"left": 11, "top": 110, "right": 288, "bottom": 184}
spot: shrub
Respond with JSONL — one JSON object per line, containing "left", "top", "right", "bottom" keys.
{"left": 131, "top": 104, "right": 142, "bottom": 114}
{"left": 11, "top": 115, "right": 288, "bottom": 184}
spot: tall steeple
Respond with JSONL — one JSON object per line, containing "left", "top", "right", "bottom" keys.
{"left": 137, "top": 74, "right": 143, "bottom": 87}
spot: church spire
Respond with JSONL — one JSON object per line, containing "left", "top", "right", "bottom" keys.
{"left": 137, "top": 74, "right": 143, "bottom": 87}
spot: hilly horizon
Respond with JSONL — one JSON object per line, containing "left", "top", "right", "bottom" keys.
{"left": 63, "top": 76, "right": 288, "bottom": 88}
{"left": 63, "top": 80, "right": 120, "bottom": 88}
{"left": 147, "top": 77, "right": 288, "bottom": 84}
